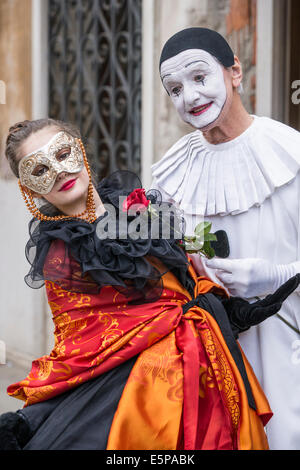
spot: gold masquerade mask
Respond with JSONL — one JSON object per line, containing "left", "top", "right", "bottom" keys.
{"left": 18, "top": 131, "right": 84, "bottom": 194}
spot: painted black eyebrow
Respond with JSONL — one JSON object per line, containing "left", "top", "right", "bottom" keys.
{"left": 185, "top": 60, "right": 209, "bottom": 68}
{"left": 161, "top": 60, "right": 209, "bottom": 81}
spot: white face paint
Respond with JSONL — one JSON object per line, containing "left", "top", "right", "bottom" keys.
{"left": 160, "top": 49, "right": 227, "bottom": 129}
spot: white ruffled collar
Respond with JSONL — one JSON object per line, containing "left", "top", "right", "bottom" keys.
{"left": 152, "top": 116, "right": 300, "bottom": 216}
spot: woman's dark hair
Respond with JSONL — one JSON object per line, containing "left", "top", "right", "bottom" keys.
{"left": 5, "top": 118, "right": 98, "bottom": 216}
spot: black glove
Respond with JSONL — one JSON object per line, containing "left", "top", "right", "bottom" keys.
{"left": 222, "top": 274, "right": 300, "bottom": 336}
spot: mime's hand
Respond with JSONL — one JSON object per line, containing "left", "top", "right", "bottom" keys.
{"left": 206, "top": 257, "right": 300, "bottom": 298}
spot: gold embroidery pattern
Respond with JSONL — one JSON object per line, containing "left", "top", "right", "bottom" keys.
{"left": 98, "top": 312, "right": 123, "bottom": 349}
{"left": 23, "top": 385, "right": 55, "bottom": 406}
{"left": 28, "top": 360, "right": 53, "bottom": 381}
{"left": 51, "top": 342, "right": 66, "bottom": 358}
{"left": 200, "top": 324, "right": 240, "bottom": 430}
{"left": 127, "top": 333, "right": 184, "bottom": 402}
{"left": 54, "top": 313, "right": 88, "bottom": 343}
{"left": 184, "top": 307, "right": 240, "bottom": 431}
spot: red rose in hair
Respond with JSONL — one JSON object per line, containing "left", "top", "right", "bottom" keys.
{"left": 123, "top": 188, "right": 150, "bottom": 213}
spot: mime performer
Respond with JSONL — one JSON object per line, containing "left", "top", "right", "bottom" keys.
{"left": 152, "top": 27, "right": 300, "bottom": 450}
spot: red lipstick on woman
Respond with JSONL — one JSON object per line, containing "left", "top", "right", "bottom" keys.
{"left": 59, "top": 178, "right": 77, "bottom": 191}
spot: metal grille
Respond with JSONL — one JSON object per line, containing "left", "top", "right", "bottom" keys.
{"left": 48, "top": 0, "right": 142, "bottom": 179}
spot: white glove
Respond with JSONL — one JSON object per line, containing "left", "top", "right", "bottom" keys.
{"left": 205, "top": 258, "right": 300, "bottom": 299}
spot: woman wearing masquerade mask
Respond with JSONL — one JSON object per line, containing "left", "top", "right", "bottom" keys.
{"left": 0, "top": 118, "right": 299, "bottom": 450}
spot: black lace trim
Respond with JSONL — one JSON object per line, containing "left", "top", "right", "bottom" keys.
{"left": 24, "top": 171, "right": 194, "bottom": 303}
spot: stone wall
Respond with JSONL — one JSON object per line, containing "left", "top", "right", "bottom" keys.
{"left": 153, "top": 0, "right": 257, "bottom": 161}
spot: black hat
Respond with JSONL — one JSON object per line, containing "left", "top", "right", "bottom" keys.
{"left": 159, "top": 27, "right": 235, "bottom": 70}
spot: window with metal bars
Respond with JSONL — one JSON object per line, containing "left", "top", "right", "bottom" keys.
{"left": 48, "top": 0, "right": 142, "bottom": 179}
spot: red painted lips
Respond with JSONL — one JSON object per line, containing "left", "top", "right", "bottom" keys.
{"left": 59, "top": 178, "right": 77, "bottom": 191}
{"left": 190, "top": 102, "right": 213, "bottom": 116}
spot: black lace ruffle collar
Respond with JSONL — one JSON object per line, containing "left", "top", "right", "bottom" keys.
{"left": 24, "top": 171, "right": 194, "bottom": 303}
